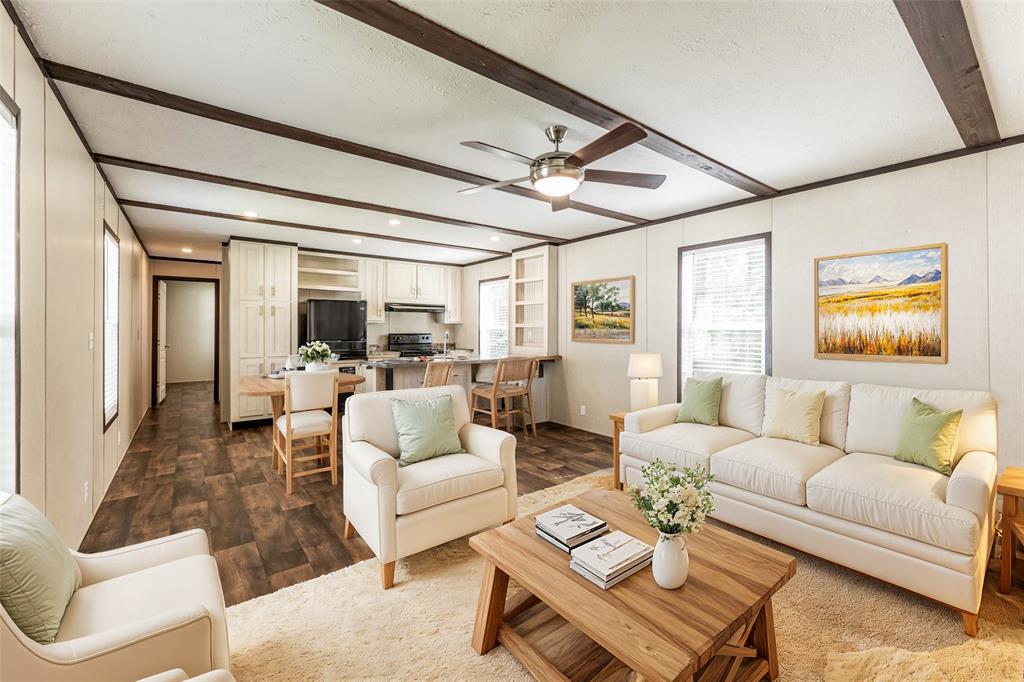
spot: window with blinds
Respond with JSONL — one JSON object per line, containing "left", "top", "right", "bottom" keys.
{"left": 0, "top": 94, "right": 16, "bottom": 493}
{"left": 679, "top": 235, "right": 770, "bottom": 387}
{"left": 103, "top": 228, "right": 119, "bottom": 428}
{"left": 479, "top": 277, "right": 509, "bottom": 358}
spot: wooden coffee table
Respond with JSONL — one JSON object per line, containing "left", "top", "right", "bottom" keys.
{"left": 469, "top": 489, "right": 796, "bottom": 682}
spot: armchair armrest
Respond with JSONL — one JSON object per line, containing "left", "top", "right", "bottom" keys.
{"left": 71, "top": 529, "right": 211, "bottom": 587}
{"left": 344, "top": 439, "right": 398, "bottom": 488}
{"left": 460, "top": 423, "right": 517, "bottom": 521}
{"left": 624, "top": 403, "right": 680, "bottom": 434}
{"left": 947, "top": 450, "right": 998, "bottom": 521}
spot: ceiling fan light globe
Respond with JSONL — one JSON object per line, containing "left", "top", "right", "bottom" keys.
{"left": 530, "top": 161, "right": 584, "bottom": 197}
{"left": 534, "top": 175, "right": 581, "bottom": 197}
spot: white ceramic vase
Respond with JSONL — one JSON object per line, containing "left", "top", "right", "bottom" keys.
{"left": 304, "top": 361, "right": 328, "bottom": 372}
{"left": 652, "top": 533, "right": 689, "bottom": 589}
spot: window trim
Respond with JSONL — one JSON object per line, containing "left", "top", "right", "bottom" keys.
{"left": 1, "top": 84, "right": 20, "bottom": 493}
{"left": 102, "top": 222, "right": 119, "bottom": 431}
{"left": 676, "top": 232, "right": 772, "bottom": 401}
{"left": 478, "top": 275, "right": 509, "bottom": 358}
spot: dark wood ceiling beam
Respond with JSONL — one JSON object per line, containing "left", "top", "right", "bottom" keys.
{"left": 43, "top": 60, "right": 644, "bottom": 225}
{"left": 120, "top": 200, "right": 508, "bottom": 256}
{"left": 95, "top": 154, "right": 560, "bottom": 243}
{"left": 319, "top": 0, "right": 776, "bottom": 197}
{"left": 894, "top": 0, "right": 1000, "bottom": 147}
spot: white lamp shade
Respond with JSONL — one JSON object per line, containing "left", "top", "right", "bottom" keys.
{"left": 627, "top": 353, "right": 663, "bottom": 379}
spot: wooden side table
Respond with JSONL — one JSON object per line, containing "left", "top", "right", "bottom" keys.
{"left": 998, "top": 467, "right": 1024, "bottom": 594}
{"left": 609, "top": 411, "right": 626, "bottom": 490}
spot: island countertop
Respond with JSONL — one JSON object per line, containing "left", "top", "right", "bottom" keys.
{"left": 362, "top": 355, "right": 560, "bottom": 369}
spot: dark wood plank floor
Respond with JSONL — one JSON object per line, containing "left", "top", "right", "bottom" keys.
{"left": 81, "top": 382, "right": 611, "bottom": 605}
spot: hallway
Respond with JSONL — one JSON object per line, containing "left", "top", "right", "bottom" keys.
{"left": 81, "top": 382, "right": 612, "bottom": 605}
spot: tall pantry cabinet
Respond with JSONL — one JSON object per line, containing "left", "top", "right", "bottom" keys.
{"left": 226, "top": 239, "right": 298, "bottom": 424}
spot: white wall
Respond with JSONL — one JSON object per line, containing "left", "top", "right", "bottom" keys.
{"left": 3, "top": 18, "right": 152, "bottom": 546}
{"left": 165, "top": 281, "right": 216, "bottom": 383}
{"left": 543, "top": 147, "right": 1023, "bottom": 472}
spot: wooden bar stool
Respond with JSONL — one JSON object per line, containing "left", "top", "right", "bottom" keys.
{"left": 471, "top": 357, "right": 538, "bottom": 438}
{"left": 274, "top": 371, "right": 339, "bottom": 494}
{"left": 422, "top": 359, "right": 454, "bottom": 387}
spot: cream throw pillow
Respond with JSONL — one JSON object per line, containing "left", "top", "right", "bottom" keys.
{"left": 762, "top": 388, "right": 826, "bottom": 445}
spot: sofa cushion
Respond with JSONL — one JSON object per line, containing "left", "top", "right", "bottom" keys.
{"left": 806, "top": 452, "right": 979, "bottom": 555}
{"left": 710, "top": 437, "right": 845, "bottom": 506}
{"left": 345, "top": 386, "right": 471, "bottom": 456}
{"left": 390, "top": 394, "right": 465, "bottom": 467}
{"left": 894, "top": 398, "right": 963, "bottom": 475}
{"left": 56, "top": 554, "right": 224, "bottom": 643}
{"left": 676, "top": 376, "right": 723, "bottom": 426}
{"left": 694, "top": 372, "right": 766, "bottom": 435}
{"left": 762, "top": 388, "right": 826, "bottom": 445}
{"left": 846, "top": 383, "right": 996, "bottom": 460}
{"left": 619, "top": 423, "right": 755, "bottom": 471}
{"left": 396, "top": 453, "right": 504, "bottom": 515}
{"left": 764, "top": 377, "right": 850, "bottom": 449}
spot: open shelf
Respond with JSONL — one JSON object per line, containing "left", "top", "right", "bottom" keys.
{"left": 299, "top": 283, "right": 361, "bottom": 293}
{"left": 299, "top": 266, "right": 359, "bottom": 277}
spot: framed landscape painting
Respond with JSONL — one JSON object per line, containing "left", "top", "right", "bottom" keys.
{"left": 815, "top": 244, "right": 947, "bottom": 363}
{"left": 572, "top": 276, "right": 635, "bottom": 344}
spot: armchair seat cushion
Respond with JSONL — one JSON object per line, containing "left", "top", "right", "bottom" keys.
{"left": 276, "top": 410, "right": 332, "bottom": 437}
{"left": 396, "top": 453, "right": 504, "bottom": 515}
{"left": 806, "top": 452, "right": 979, "bottom": 555}
{"left": 56, "top": 554, "right": 226, "bottom": 648}
{"left": 620, "top": 423, "right": 754, "bottom": 470}
{"left": 710, "top": 437, "right": 845, "bottom": 506}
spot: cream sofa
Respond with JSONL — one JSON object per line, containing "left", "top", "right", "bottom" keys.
{"left": 620, "top": 373, "right": 998, "bottom": 635}
{"left": 341, "top": 385, "right": 518, "bottom": 589}
{"left": 1, "top": 528, "right": 229, "bottom": 681}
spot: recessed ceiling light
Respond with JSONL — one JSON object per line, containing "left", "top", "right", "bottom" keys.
{"left": 352, "top": 238, "right": 362, "bottom": 244}
{"left": 388, "top": 219, "right": 401, "bottom": 226}
{"left": 490, "top": 235, "right": 501, "bottom": 242}
{"left": 181, "top": 247, "right": 193, "bottom": 254}
{"left": 243, "top": 210, "right": 258, "bottom": 218}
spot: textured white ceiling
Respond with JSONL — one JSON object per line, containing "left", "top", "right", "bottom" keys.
{"left": 11, "top": 0, "right": 1018, "bottom": 263}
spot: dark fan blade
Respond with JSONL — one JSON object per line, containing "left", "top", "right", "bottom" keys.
{"left": 567, "top": 122, "right": 647, "bottom": 167}
{"left": 457, "top": 176, "right": 531, "bottom": 195}
{"left": 585, "top": 169, "right": 666, "bottom": 189}
{"left": 550, "top": 194, "right": 571, "bottom": 212}
{"left": 461, "top": 141, "right": 534, "bottom": 166}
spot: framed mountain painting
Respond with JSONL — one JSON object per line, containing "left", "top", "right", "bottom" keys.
{"left": 814, "top": 244, "right": 947, "bottom": 363}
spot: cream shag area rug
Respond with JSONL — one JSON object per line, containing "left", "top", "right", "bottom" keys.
{"left": 227, "top": 470, "right": 1024, "bottom": 681}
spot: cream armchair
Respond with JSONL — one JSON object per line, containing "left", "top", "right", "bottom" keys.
{"left": 1, "top": 529, "right": 229, "bottom": 681}
{"left": 342, "top": 385, "right": 517, "bottom": 589}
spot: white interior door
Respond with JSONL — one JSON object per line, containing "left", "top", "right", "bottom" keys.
{"left": 157, "top": 280, "right": 168, "bottom": 402}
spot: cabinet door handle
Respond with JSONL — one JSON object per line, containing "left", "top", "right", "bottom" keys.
{"left": 271, "top": 285, "right": 276, "bottom": 297}
{"left": 271, "top": 306, "right": 276, "bottom": 317}
{"left": 259, "top": 285, "right": 264, "bottom": 296}
{"left": 259, "top": 306, "right": 263, "bottom": 316}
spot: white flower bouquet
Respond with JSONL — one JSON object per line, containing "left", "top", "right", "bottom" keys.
{"left": 629, "top": 458, "right": 715, "bottom": 536}
{"left": 298, "top": 341, "right": 332, "bottom": 365}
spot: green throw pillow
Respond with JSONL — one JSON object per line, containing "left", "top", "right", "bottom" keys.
{"left": 676, "top": 376, "right": 723, "bottom": 426}
{"left": 894, "top": 397, "right": 963, "bottom": 475}
{"left": 389, "top": 394, "right": 465, "bottom": 467}
{"left": 0, "top": 493, "right": 82, "bottom": 643}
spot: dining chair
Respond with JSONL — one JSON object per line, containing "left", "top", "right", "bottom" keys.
{"left": 274, "top": 371, "right": 338, "bottom": 494}
{"left": 422, "top": 359, "right": 454, "bottom": 387}
{"left": 470, "top": 357, "right": 538, "bottom": 438}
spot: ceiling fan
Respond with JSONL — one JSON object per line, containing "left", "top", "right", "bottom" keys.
{"left": 458, "top": 122, "right": 666, "bottom": 211}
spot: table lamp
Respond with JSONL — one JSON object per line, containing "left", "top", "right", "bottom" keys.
{"left": 627, "top": 353, "right": 663, "bottom": 411}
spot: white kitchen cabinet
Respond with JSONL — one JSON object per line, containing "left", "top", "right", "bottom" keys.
{"left": 237, "top": 358, "right": 267, "bottom": 418}
{"left": 264, "top": 301, "right": 292, "bottom": 357}
{"left": 237, "top": 241, "right": 265, "bottom": 300}
{"left": 238, "top": 300, "right": 264, "bottom": 358}
{"left": 416, "top": 264, "right": 445, "bottom": 303}
{"left": 443, "top": 266, "right": 463, "bottom": 323}
{"left": 363, "top": 258, "right": 386, "bottom": 323}
{"left": 385, "top": 261, "right": 418, "bottom": 302}
{"left": 265, "top": 244, "right": 293, "bottom": 301}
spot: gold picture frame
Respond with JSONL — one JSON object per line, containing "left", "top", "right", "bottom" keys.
{"left": 814, "top": 243, "right": 947, "bottom": 363}
{"left": 571, "top": 276, "right": 636, "bottom": 344}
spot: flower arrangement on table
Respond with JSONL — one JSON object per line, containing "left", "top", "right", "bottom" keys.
{"left": 628, "top": 458, "right": 715, "bottom": 588}
{"left": 298, "top": 341, "right": 332, "bottom": 371}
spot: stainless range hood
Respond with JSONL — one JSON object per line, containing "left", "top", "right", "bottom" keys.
{"left": 385, "top": 302, "right": 446, "bottom": 314}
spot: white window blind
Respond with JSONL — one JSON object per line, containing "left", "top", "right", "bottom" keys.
{"left": 103, "top": 230, "right": 119, "bottom": 425}
{"left": 679, "top": 236, "right": 768, "bottom": 384}
{"left": 0, "top": 98, "right": 16, "bottom": 493}
{"left": 479, "top": 278, "right": 509, "bottom": 358}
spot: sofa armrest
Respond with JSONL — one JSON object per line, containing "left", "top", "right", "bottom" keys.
{"left": 344, "top": 439, "right": 398, "bottom": 488}
{"left": 947, "top": 450, "right": 997, "bottom": 521}
{"left": 624, "top": 403, "right": 680, "bottom": 434}
{"left": 71, "top": 529, "right": 211, "bottom": 587}
{"left": 461, "top": 423, "right": 518, "bottom": 520}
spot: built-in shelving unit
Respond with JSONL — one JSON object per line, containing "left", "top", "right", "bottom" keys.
{"left": 510, "top": 245, "right": 558, "bottom": 355}
{"left": 297, "top": 253, "right": 361, "bottom": 296}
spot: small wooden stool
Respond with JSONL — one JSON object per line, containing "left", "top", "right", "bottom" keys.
{"left": 471, "top": 357, "right": 538, "bottom": 438}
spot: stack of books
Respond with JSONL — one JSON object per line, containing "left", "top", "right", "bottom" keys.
{"left": 535, "top": 504, "right": 608, "bottom": 552}
{"left": 570, "top": 530, "right": 654, "bottom": 589}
